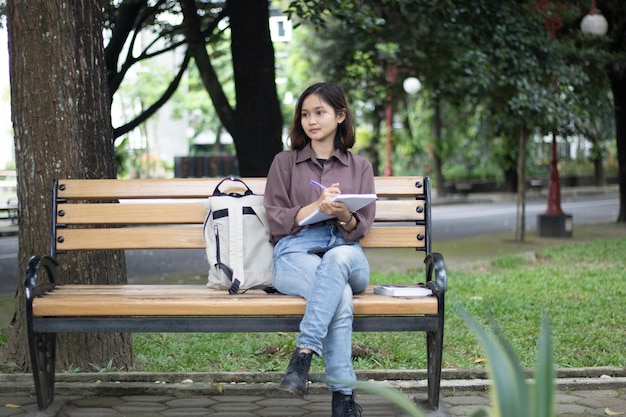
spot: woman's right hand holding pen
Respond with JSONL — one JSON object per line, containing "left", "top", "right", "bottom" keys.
{"left": 295, "top": 182, "right": 344, "bottom": 226}
{"left": 318, "top": 183, "right": 352, "bottom": 223}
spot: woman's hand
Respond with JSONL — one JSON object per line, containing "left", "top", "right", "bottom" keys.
{"left": 317, "top": 183, "right": 351, "bottom": 222}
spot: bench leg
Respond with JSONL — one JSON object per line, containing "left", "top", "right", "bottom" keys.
{"left": 426, "top": 327, "right": 444, "bottom": 409}
{"left": 28, "top": 331, "right": 56, "bottom": 411}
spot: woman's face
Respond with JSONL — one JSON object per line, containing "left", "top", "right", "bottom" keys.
{"left": 300, "top": 94, "right": 345, "bottom": 144}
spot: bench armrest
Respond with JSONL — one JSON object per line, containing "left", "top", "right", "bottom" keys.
{"left": 24, "top": 255, "right": 59, "bottom": 302}
{"left": 424, "top": 252, "right": 447, "bottom": 294}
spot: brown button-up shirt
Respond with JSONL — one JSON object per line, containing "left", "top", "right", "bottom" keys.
{"left": 264, "top": 143, "right": 376, "bottom": 245}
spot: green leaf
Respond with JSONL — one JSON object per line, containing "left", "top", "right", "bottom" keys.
{"left": 532, "top": 314, "right": 555, "bottom": 417}
{"left": 458, "top": 304, "right": 529, "bottom": 417}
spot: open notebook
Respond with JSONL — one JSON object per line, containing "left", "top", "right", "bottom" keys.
{"left": 298, "top": 194, "right": 377, "bottom": 226}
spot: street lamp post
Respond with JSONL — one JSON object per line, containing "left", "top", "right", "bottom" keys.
{"left": 383, "top": 70, "right": 421, "bottom": 177}
{"left": 384, "top": 66, "right": 398, "bottom": 176}
{"left": 536, "top": 0, "right": 608, "bottom": 237}
{"left": 535, "top": 0, "right": 572, "bottom": 237}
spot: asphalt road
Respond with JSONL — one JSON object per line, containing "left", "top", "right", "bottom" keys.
{"left": 0, "top": 193, "right": 620, "bottom": 296}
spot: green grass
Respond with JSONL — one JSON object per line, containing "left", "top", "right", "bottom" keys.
{"left": 2, "top": 226, "right": 623, "bottom": 373}
{"left": 130, "top": 237, "right": 626, "bottom": 373}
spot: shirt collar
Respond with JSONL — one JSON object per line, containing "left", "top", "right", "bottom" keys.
{"left": 296, "top": 142, "right": 350, "bottom": 166}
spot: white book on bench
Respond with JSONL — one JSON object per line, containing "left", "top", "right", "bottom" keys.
{"left": 374, "top": 285, "right": 433, "bottom": 297}
{"left": 298, "top": 194, "right": 377, "bottom": 226}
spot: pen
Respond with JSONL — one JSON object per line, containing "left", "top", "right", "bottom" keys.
{"left": 309, "top": 179, "right": 326, "bottom": 189}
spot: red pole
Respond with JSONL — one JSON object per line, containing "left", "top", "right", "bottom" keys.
{"left": 384, "top": 100, "right": 393, "bottom": 176}
{"left": 544, "top": 132, "right": 564, "bottom": 215}
{"left": 536, "top": 0, "right": 565, "bottom": 217}
{"left": 384, "top": 66, "right": 398, "bottom": 177}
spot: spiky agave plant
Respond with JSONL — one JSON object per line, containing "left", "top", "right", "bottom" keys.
{"left": 458, "top": 307, "right": 555, "bottom": 417}
{"left": 355, "top": 308, "right": 555, "bottom": 417}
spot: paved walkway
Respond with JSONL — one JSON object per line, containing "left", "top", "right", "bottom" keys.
{"left": 0, "top": 369, "right": 624, "bottom": 417}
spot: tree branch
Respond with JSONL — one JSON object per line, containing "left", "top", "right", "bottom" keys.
{"left": 179, "top": 0, "right": 234, "bottom": 133}
{"left": 113, "top": 50, "right": 192, "bottom": 139}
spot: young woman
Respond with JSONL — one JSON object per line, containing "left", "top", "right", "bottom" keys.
{"left": 264, "top": 82, "right": 375, "bottom": 417}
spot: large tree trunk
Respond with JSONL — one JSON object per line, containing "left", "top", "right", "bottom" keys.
{"left": 515, "top": 123, "right": 528, "bottom": 242}
{"left": 609, "top": 69, "right": 626, "bottom": 222}
{"left": 2, "top": 0, "right": 132, "bottom": 371}
{"left": 229, "top": 0, "right": 283, "bottom": 177}
{"left": 181, "top": 0, "right": 283, "bottom": 177}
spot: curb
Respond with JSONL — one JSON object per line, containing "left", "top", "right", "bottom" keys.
{"left": 2, "top": 368, "right": 625, "bottom": 397}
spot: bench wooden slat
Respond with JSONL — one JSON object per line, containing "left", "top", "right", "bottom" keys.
{"left": 55, "top": 177, "right": 426, "bottom": 199}
{"left": 32, "top": 285, "right": 438, "bottom": 317}
{"left": 55, "top": 225, "right": 426, "bottom": 250}
{"left": 58, "top": 203, "right": 208, "bottom": 224}
{"left": 56, "top": 200, "right": 425, "bottom": 224}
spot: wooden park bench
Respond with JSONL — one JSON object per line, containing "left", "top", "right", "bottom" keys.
{"left": 24, "top": 176, "right": 448, "bottom": 411}
{"left": 0, "top": 199, "right": 18, "bottom": 224}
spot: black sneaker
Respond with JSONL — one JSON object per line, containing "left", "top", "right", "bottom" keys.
{"left": 279, "top": 348, "right": 312, "bottom": 398}
{"left": 332, "top": 391, "right": 362, "bottom": 417}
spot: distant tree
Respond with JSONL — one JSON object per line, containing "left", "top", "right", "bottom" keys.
{"left": 2, "top": 0, "right": 132, "bottom": 371}
{"left": 103, "top": 0, "right": 283, "bottom": 176}
{"left": 287, "top": 0, "right": 626, "bottom": 223}
{"left": 180, "top": 0, "right": 283, "bottom": 176}
{"left": 601, "top": 1, "right": 626, "bottom": 221}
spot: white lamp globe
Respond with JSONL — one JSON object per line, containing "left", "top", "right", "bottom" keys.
{"left": 403, "top": 77, "right": 421, "bottom": 95}
{"left": 581, "top": 12, "right": 608, "bottom": 36}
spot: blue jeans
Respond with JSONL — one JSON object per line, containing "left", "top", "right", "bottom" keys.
{"left": 273, "top": 225, "right": 370, "bottom": 394}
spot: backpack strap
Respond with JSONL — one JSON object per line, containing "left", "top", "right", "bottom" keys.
{"left": 227, "top": 204, "right": 245, "bottom": 294}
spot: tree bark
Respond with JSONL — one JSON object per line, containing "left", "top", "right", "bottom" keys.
{"left": 608, "top": 69, "right": 626, "bottom": 222}
{"left": 181, "top": 0, "right": 283, "bottom": 177}
{"left": 515, "top": 123, "right": 527, "bottom": 242}
{"left": 2, "top": 0, "right": 132, "bottom": 371}
{"left": 228, "top": 0, "right": 283, "bottom": 177}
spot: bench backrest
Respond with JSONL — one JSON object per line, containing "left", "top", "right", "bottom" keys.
{"left": 51, "top": 176, "right": 431, "bottom": 257}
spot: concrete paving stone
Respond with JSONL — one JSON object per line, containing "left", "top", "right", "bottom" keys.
{"left": 255, "top": 396, "right": 311, "bottom": 407}
{"left": 252, "top": 406, "right": 309, "bottom": 416}
{"left": 0, "top": 398, "right": 37, "bottom": 408}
{"left": 65, "top": 397, "right": 125, "bottom": 408}
{"left": 447, "top": 404, "right": 487, "bottom": 416}
{"left": 88, "top": 413, "right": 160, "bottom": 417}
{"left": 23, "top": 399, "right": 66, "bottom": 417}
{"left": 160, "top": 408, "right": 214, "bottom": 417}
{"left": 442, "top": 394, "right": 490, "bottom": 406}
{"left": 206, "top": 402, "right": 262, "bottom": 412}
{"left": 556, "top": 403, "right": 597, "bottom": 415}
{"left": 556, "top": 393, "right": 586, "bottom": 403}
{"left": 111, "top": 401, "right": 168, "bottom": 413}
{"left": 569, "top": 389, "right": 622, "bottom": 398}
{"left": 0, "top": 406, "right": 26, "bottom": 417}
{"left": 0, "top": 404, "right": 37, "bottom": 417}
{"left": 119, "top": 395, "right": 175, "bottom": 403}
{"left": 202, "top": 413, "right": 258, "bottom": 417}
{"left": 558, "top": 415, "right": 598, "bottom": 417}
{"left": 292, "top": 400, "right": 329, "bottom": 414}
{"left": 209, "top": 395, "right": 266, "bottom": 404}
{"left": 576, "top": 395, "right": 626, "bottom": 409}
{"left": 59, "top": 406, "right": 119, "bottom": 417}
{"left": 164, "top": 397, "right": 217, "bottom": 408}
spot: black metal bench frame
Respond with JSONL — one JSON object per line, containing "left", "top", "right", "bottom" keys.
{"left": 24, "top": 176, "right": 447, "bottom": 411}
